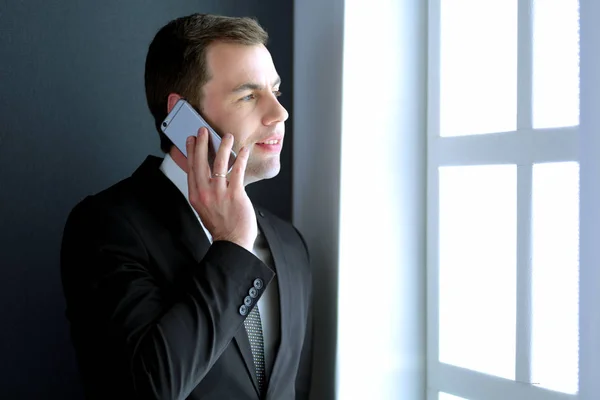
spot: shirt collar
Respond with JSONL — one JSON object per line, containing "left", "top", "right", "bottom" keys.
{"left": 159, "top": 153, "right": 210, "bottom": 239}
{"left": 159, "top": 153, "right": 190, "bottom": 205}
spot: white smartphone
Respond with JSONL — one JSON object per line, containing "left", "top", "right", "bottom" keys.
{"left": 160, "top": 99, "right": 236, "bottom": 173}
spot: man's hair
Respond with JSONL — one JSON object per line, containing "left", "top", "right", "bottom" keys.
{"left": 144, "top": 13, "right": 268, "bottom": 153}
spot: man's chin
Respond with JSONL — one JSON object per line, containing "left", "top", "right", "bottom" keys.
{"left": 245, "top": 162, "right": 281, "bottom": 185}
{"left": 258, "top": 165, "right": 281, "bottom": 181}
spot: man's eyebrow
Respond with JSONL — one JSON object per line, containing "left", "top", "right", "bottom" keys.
{"left": 231, "top": 76, "right": 282, "bottom": 93}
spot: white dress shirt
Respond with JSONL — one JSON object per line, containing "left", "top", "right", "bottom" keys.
{"left": 159, "top": 153, "right": 280, "bottom": 378}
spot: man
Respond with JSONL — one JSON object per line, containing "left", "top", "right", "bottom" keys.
{"left": 60, "top": 13, "right": 313, "bottom": 400}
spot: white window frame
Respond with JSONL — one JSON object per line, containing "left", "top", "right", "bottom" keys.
{"left": 426, "top": 1, "right": 579, "bottom": 400}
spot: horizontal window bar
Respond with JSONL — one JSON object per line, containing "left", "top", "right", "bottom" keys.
{"left": 430, "top": 362, "right": 577, "bottom": 400}
{"left": 430, "top": 127, "right": 578, "bottom": 166}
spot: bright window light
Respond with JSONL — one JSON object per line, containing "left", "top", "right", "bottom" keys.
{"left": 533, "top": 0, "right": 580, "bottom": 129}
{"left": 438, "top": 165, "right": 517, "bottom": 380}
{"left": 440, "top": 0, "right": 517, "bottom": 136}
{"left": 439, "top": 392, "right": 468, "bottom": 400}
{"left": 531, "top": 162, "right": 579, "bottom": 394}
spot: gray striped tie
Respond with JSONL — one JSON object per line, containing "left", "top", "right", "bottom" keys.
{"left": 244, "top": 305, "right": 266, "bottom": 394}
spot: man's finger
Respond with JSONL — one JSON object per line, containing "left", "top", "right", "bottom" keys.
{"left": 212, "top": 133, "right": 234, "bottom": 176}
{"left": 186, "top": 135, "right": 196, "bottom": 173}
{"left": 193, "top": 128, "right": 211, "bottom": 186}
{"left": 186, "top": 135, "right": 201, "bottom": 202}
{"left": 228, "top": 146, "right": 250, "bottom": 189}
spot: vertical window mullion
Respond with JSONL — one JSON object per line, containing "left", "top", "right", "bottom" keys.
{"left": 516, "top": 164, "right": 533, "bottom": 385}
{"left": 518, "top": 0, "right": 534, "bottom": 131}
{"left": 516, "top": 0, "right": 535, "bottom": 388}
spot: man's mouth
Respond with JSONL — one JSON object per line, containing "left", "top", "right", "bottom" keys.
{"left": 257, "top": 139, "right": 281, "bottom": 145}
{"left": 255, "top": 137, "right": 283, "bottom": 152}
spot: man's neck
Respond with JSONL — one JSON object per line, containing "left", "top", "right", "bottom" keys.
{"left": 169, "top": 149, "right": 189, "bottom": 174}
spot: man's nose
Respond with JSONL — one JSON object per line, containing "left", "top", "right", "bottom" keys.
{"left": 264, "top": 95, "right": 289, "bottom": 126}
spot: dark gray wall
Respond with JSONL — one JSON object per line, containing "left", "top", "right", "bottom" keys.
{"left": 0, "top": 1, "right": 293, "bottom": 398}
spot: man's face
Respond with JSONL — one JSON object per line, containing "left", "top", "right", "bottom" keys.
{"left": 199, "top": 42, "right": 289, "bottom": 185}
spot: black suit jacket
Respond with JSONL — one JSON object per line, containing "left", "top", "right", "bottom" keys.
{"left": 60, "top": 156, "right": 313, "bottom": 400}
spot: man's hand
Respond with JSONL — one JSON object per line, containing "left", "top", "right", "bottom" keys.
{"left": 186, "top": 128, "right": 257, "bottom": 251}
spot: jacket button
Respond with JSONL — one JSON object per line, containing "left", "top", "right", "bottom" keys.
{"left": 259, "top": 210, "right": 265, "bottom": 217}
{"left": 239, "top": 305, "right": 248, "bottom": 316}
{"left": 244, "top": 296, "right": 253, "bottom": 307}
{"left": 253, "top": 278, "right": 264, "bottom": 290}
{"left": 249, "top": 287, "right": 258, "bottom": 298}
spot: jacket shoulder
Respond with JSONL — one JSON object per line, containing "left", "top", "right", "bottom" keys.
{"left": 67, "top": 176, "right": 139, "bottom": 223}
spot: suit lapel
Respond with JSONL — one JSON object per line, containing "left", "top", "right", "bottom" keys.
{"left": 233, "top": 208, "right": 286, "bottom": 398}
{"left": 131, "top": 156, "right": 211, "bottom": 263}
{"left": 234, "top": 208, "right": 293, "bottom": 398}
{"left": 255, "top": 210, "right": 292, "bottom": 398}
{"left": 234, "top": 326, "right": 261, "bottom": 397}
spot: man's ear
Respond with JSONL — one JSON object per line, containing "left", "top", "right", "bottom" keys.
{"left": 167, "top": 93, "right": 183, "bottom": 113}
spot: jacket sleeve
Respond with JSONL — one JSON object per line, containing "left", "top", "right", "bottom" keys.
{"left": 60, "top": 199, "right": 274, "bottom": 400}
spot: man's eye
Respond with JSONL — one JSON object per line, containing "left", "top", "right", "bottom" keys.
{"left": 273, "top": 90, "right": 282, "bottom": 97}
{"left": 241, "top": 94, "right": 255, "bottom": 101}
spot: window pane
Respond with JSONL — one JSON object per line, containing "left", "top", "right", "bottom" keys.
{"left": 440, "top": 0, "right": 517, "bottom": 136}
{"left": 531, "top": 162, "right": 579, "bottom": 394}
{"left": 439, "top": 392, "right": 468, "bottom": 400}
{"left": 439, "top": 165, "right": 517, "bottom": 380}
{"left": 533, "top": 0, "right": 580, "bottom": 129}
